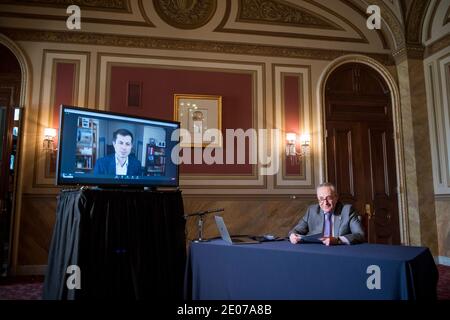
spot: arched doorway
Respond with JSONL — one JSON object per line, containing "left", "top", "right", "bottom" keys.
{"left": 0, "top": 43, "right": 23, "bottom": 276}
{"left": 324, "top": 62, "right": 400, "bottom": 244}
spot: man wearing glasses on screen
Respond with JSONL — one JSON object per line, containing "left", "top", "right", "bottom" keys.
{"left": 93, "top": 129, "right": 143, "bottom": 177}
{"left": 288, "top": 182, "right": 365, "bottom": 245}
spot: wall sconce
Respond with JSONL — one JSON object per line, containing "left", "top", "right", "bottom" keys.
{"left": 43, "top": 127, "right": 57, "bottom": 153}
{"left": 285, "top": 132, "right": 310, "bottom": 164}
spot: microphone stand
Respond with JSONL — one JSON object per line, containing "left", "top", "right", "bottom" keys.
{"left": 184, "top": 208, "right": 224, "bottom": 242}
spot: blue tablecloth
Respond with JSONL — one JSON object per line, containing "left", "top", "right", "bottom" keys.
{"left": 184, "top": 240, "right": 438, "bottom": 300}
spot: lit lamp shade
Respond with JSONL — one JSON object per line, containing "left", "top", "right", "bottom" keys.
{"left": 286, "top": 133, "right": 296, "bottom": 144}
{"left": 44, "top": 128, "right": 57, "bottom": 138}
{"left": 299, "top": 134, "right": 310, "bottom": 146}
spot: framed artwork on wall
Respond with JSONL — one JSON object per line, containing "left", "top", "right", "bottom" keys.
{"left": 174, "top": 94, "right": 222, "bottom": 147}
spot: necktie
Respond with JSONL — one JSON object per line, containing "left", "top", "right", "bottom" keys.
{"left": 323, "top": 212, "right": 332, "bottom": 237}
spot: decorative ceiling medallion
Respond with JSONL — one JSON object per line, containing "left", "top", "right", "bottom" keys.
{"left": 238, "top": 0, "right": 337, "bottom": 29}
{"left": 153, "top": 0, "right": 217, "bottom": 29}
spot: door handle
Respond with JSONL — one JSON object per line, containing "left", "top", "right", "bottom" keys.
{"left": 365, "top": 203, "right": 374, "bottom": 219}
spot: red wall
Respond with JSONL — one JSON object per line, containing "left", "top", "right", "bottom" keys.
{"left": 52, "top": 63, "right": 75, "bottom": 129}
{"left": 284, "top": 75, "right": 302, "bottom": 175}
{"left": 109, "top": 66, "right": 254, "bottom": 175}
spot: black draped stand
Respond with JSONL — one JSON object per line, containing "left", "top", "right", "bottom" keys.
{"left": 43, "top": 188, "right": 186, "bottom": 300}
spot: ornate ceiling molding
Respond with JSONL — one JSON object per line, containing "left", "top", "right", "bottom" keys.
{"left": 216, "top": 0, "right": 369, "bottom": 43}
{"left": 237, "top": 0, "right": 341, "bottom": 30}
{"left": 138, "top": 0, "right": 156, "bottom": 27}
{"left": 1, "top": 0, "right": 131, "bottom": 12}
{"left": 152, "top": 0, "right": 217, "bottom": 29}
{"left": 405, "top": 0, "right": 431, "bottom": 45}
{"left": 340, "top": 0, "right": 389, "bottom": 49}
{"left": 392, "top": 44, "right": 425, "bottom": 63}
{"left": 350, "top": 0, "right": 405, "bottom": 49}
{"left": 0, "top": 0, "right": 155, "bottom": 27}
{"left": 425, "top": 33, "right": 450, "bottom": 58}
{"left": 425, "top": 0, "right": 440, "bottom": 41}
{"left": 0, "top": 27, "right": 394, "bottom": 65}
{"left": 445, "top": 4, "right": 450, "bottom": 24}
{"left": 0, "top": 11, "right": 155, "bottom": 27}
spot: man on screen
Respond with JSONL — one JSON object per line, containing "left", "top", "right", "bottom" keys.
{"left": 93, "top": 129, "right": 143, "bottom": 176}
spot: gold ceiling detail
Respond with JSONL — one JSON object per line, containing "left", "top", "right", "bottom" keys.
{"left": 1, "top": 0, "right": 130, "bottom": 11}
{"left": 153, "top": 0, "right": 217, "bottom": 29}
{"left": 363, "top": 0, "right": 404, "bottom": 48}
{"left": 0, "top": 27, "right": 394, "bottom": 65}
{"left": 405, "top": 0, "right": 431, "bottom": 45}
{"left": 446, "top": 5, "right": 450, "bottom": 24}
{"left": 238, "top": 0, "right": 339, "bottom": 30}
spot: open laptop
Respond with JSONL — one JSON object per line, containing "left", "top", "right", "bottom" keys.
{"left": 214, "top": 216, "right": 259, "bottom": 244}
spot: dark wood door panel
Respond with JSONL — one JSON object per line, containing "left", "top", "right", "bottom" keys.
{"left": 326, "top": 122, "right": 366, "bottom": 220}
{"left": 326, "top": 101, "right": 390, "bottom": 122}
{"left": 365, "top": 123, "right": 399, "bottom": 244}
{"left": 327, "top": 124, "right": 355, "bottom": 200}
{"left": 367, "top": 127, "right": 391, "bottom": 198}
{"left": 325, "top": 62, "right": 400, "bottom": 244}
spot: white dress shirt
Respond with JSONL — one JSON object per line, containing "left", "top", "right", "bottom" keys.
{"left": 115, "top": 155, "right": 128, "bottom": 175}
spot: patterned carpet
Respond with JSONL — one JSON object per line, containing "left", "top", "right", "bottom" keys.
{"left": 0, "top": 276, "right": 44, "bottom": 300}
{"left": 0, "top": 265, "right": 449, "bottom": 300}
{"left": 437, "top": 265, "right": 450, "bottom": 300}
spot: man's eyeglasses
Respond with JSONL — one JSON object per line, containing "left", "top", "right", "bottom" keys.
{"left": 318, "top": 196, "right": 335, "bottom": 203}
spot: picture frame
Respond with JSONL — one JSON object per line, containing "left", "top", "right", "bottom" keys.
{"left": 174, "top": 94, "right": 222, "bottom": 147}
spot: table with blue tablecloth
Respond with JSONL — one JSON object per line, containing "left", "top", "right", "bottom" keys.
{"left": 184, "top": 240, "right": 438, "bottom": 300}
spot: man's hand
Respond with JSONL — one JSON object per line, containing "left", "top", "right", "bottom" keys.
{"left": 289, "top": 233, "right": 302, "bottom": 244}
{"left": 320, "top": 237, "right": 339, "bottom": 246}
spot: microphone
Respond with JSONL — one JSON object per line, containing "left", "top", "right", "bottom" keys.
{"left": 184, "top": 208, "right": 224, "bottom": 218}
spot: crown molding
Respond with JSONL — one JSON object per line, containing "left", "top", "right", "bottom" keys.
{"left": 392, "top": 44, "right": 425, "bottom": 63}
{"left": 1, "top": 0, "right": 131, "bottom": 12}
{"left": 0, "top": 27, "right": 394, "bottom": 65}
{"left": 405, "top": 0, "right": 431, "bottom": 45}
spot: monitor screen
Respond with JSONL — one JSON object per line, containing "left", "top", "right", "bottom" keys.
{"left": 56, "top": 105, "right": 180, "bottom": 188}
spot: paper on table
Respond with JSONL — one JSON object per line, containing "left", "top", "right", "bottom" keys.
{"left": 300, "top": 233, "right": 323, "bottom": 244}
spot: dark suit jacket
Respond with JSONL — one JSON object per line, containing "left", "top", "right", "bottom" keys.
{"left": 93, "top": 154, "right": 142, "bottom": 176}
{"left": 288, "top": 202, "right": 365, "bottom": 244}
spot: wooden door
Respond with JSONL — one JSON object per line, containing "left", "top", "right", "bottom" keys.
{"left": 325, "top": 63, "right": 400, "bottom": 244}
{"left": 0, "top": 44, "right": 22, "bottom": 276}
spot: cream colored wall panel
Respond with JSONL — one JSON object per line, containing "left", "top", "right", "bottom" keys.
{"left": 34, "top": 50, "right": 89, "bottom": 187}
{"left": 423, "top": 0, "right": 450, "bottom": 45}
{"left": 425, "top": 60, "right": 447, "bottom": 193}
{"left": 273, "top": 65, "right": 314, "bottom": 189}
{"left": 438, "top": 55, "right": 450, "bottom": 191}
{"left": 425, "top": 47, "right": 450, "bottom": 194}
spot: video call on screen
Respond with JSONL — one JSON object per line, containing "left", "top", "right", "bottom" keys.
{"left": 58, "top": 107, "right": 179, "bottom": 187}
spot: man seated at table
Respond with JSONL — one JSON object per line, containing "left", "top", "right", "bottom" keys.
{"left": 288, "top": 182, "right": 365, "bottom": 246}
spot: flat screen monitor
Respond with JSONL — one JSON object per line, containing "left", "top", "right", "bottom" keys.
{"left": 56, "top": 105, "right": 180, "bottom": 188}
